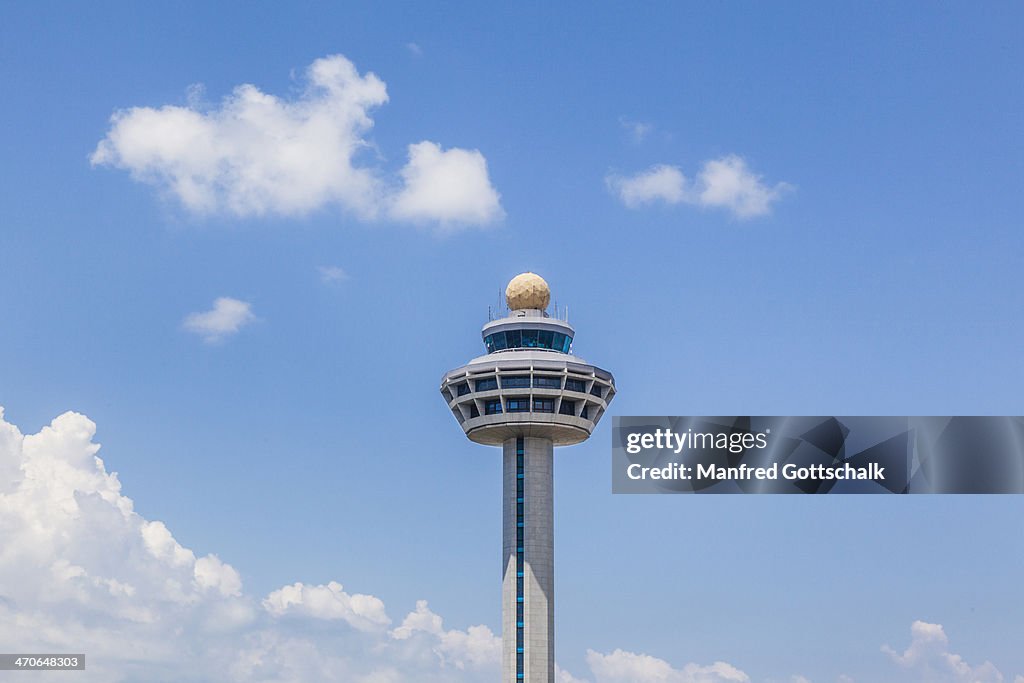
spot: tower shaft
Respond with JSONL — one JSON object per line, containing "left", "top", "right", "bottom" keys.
{"left": 503, "top": 436, "right": 554, "bottom": 683}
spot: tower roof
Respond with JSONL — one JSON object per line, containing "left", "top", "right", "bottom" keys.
{"left": 505, "top": 272, "right": 550, "bottom": 311}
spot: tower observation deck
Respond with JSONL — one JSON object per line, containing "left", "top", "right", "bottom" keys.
{"left": 440, "top": 272, "right": 615, "bottom": 683}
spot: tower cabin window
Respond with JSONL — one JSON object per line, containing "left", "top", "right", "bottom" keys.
{"left": 565, "top": 378, "right": 586, "bottom": 393}
{"left": 506, "top": 398, "right": 530, "bottom": 413}
{"left": 475, "top": 377, "right": 498, "bottom": 392}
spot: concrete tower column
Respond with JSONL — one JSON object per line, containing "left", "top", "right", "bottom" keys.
{"left": 503, "top": 436, "right": 554, "bottom": 683}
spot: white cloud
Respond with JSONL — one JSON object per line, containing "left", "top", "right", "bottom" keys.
{"left": 182, "top": 297, "right": 256, "bottom": 343}
{"left": 882, "top": 620, "right": 1006, "bottom": 682}
{"left": 557, "top": 665, "right": 592, "bottom": 683}
{"left": 390, "top": 141, "right": 504, "bottom": 227}
{"left": 264, "top": 581, "right": 389, "bottom": 632}
{"left": 606, "top": 155, "right": 791, "bottom": 218}
{"left": 392, "top": 600, "right": 501, "bottom": 670}
{"left": 586, "top": 649, "right": 750, "bottom": 683}
{"left": 406, "top": 42, "right": 423, "bottom": 57}
{"left": 619, "top": 117, "right": 654, "bottom": 142}
{"left": 318, "top": 265, "right": 349, "bottom": 283}
{"left": 195, "top": 554, "right": 243, "bottom": 597}
{"left": 91, "top": 54, "right": 503, "bottom": 228}
{"left": 607, "top": 164, "right": 687, "bottom": 207}
{"left": 0, "top": 406, "right": 503, "bottom": 682}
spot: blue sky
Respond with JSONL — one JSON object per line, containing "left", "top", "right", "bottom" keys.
{"left": 1, "top": 3, "right": 1022, "bottom": 682}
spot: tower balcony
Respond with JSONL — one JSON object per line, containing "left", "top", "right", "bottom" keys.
{"left": 440, "top": 352, "right": 615, "bottom": 446}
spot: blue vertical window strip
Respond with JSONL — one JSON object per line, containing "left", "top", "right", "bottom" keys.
{"left": 515, "top": 437, "right": 525, "bottom": 680}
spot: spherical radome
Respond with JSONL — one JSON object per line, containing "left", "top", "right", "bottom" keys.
{"left": 506, "top": 272, "right": 550, "bottom": 311}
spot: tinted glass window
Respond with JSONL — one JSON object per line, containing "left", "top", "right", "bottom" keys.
{"left": 559, "top": 400, "right": 575, "bottom": 415}
{"left": 505, "top": 329, "right": 521, "bottom": 348}
{"left": 552, "top": 332, "right": 565, "bottom": 352}
{"left": 475, "top": 378, "right": 498, "bottom": 391}
{"left": 562, "top": 335, "right": 573, "bottom": 353}
{"left": 507, "top": 399, "right": 530, "bottom": 412}
{"left": 538, "top": 330, "right": 553, "bottom": 348}
{"left": 485, "top": 400, "right": 502, "bottom": 415}
{"left": 502, "top": 375, "right": 531, "bottom": 388}
{"left": 590, "top": 384, "right": 603, "bottom": 398}
{"left": 456, "top": 383, "right": 471, "bottom": 396}
{"left": 493, "top": 331, "right": 508, "bottom": 350}
{"left": 534, "top": 376, "right": 561, "bottom": 389}
{"left": 533, "top": 399, "right": 554, "bottom": 413}
{"left": 565, "top": 378, "right": 586, "bottom": 393}
{"left": 521, "top": 329, "right": 539, "bottom": 347}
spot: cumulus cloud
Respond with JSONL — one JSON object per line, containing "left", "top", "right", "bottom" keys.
{"left": 264, "top": 581, "right": 389, "bottom": 632}
{"left": 606, "top": 155, "right": 791, "bottom": 218}
{"left": 391, "top": 141, "right": 504, "bottom": 227}
{"left": 608, "top": 164, "right": 686, "bottom": 207}
{"left": 182, "top": 297, "right": 256, "bottom": 343}
{"left": 0, "top": 406, "right": 502, "bottom": 682}
{"left": 391, "top": 599, "right": 501, "bottom": 670}
{"left": 586, "top": 648, "right": 750, "bottom": 683}
{"left": 882, "top": 620, "right": 1006, "bottom": 682}
{"left": 91, "top": 54, "right": 502, "bottom": 228}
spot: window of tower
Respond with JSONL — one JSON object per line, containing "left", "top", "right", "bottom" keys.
{"left": 506, "top": 398, "right": 530, "bottom": 413}
{"left": 501, "top": 375, "right": 531, "bottom": 388}
{"left": 533, "top": 398, "right": 555, "bottom": 413}
{"left": 456, "top": 382, "right": 470, "bottom": 396}
{"left": 533, "top": 376, "right": 561, "bottom": 389}
{"left": 483, "top": 330, "right": 572, "bottom": 353}
{"left": 475, "top": 377, "right": 498, "bottom": 392}
{"left": 565, "top": 378, "right": 586, "bottom": 393}
{"left": 484, "top": 400, "right": 502, "bottom": 415}
{"left": 559, "top": 400, "right": 576, "bottom": 416}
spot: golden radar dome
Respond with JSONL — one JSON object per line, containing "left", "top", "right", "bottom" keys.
{"left": 506, "top": 272, "right": 551, "bottom": 311}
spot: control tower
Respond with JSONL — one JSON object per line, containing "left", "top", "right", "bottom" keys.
{"left": 440, "top": 272, "right": 615, "bottom": 683}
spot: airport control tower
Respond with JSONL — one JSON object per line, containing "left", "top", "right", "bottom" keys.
{"left": 440, "top": 272, "right": 615, "bottom": 683}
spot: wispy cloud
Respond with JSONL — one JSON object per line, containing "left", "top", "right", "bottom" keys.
{"left": 606, "top": 155, "right": 792, "bottom": 219}
{"left": 619, "top": 117, "right": 653, "bottom": 142}
{"left": 92, "top": 54, "right": 502, "bottom": 229}
{"left": 406, "top": 42, "right": 423, "bottom": 57}
{"left": 318, "top": 265, "right": 349, "bottom": 283}
{"left": 182, "top": 297, "right": 256, "bottom": 343}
